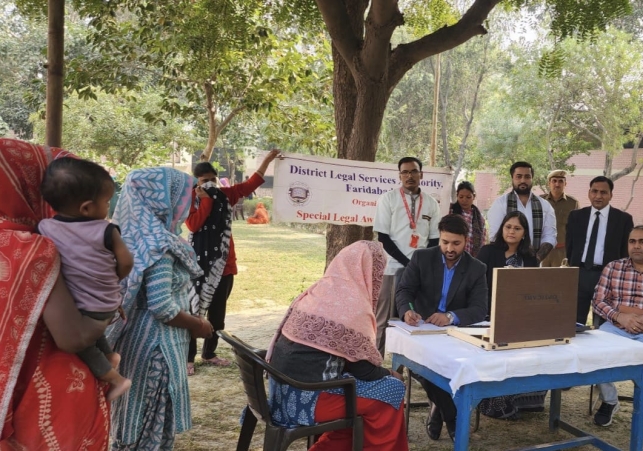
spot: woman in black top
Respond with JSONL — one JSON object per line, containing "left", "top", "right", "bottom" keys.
{"left": 476, "top": 211, "right": 545, "bottom": 419}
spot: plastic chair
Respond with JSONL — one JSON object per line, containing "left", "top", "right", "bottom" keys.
{"left": 217, "top": 331, "right": 364, "bottom": 451}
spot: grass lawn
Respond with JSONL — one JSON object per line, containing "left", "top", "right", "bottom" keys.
{"left": 227, "top": 222, "right": 326, "bottom": 311}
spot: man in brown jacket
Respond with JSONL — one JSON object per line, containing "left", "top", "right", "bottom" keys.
{"left": 540, "top": 170, "right": 579, "bottom": 267}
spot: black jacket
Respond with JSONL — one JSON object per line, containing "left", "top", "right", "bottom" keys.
{"left": 476, "top": 244, "right": 539, "bottom": 312}
{"left": 565, "top": 206, "right": 633, "bottom": 267}
{"left": 395, "top": 246, "right": 488, "bottom": 325}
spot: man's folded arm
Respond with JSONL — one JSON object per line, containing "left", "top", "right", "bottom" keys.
{"left": 377, "top": 233, "right": 410, "bottom": 266}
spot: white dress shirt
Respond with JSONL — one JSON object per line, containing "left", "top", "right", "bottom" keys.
{"left": 486, "top": 191, "right": 557, "bottom": 247}
{"left": 581, "top": 205, "right": 610, "bottom": 266}
{"left": 373, "top": 188, "right": 441, "bottom": 275}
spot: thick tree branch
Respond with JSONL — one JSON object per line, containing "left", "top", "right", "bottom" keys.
{"left": 568, "top": 119, "right": 602, "bottom": 143}
{"left": 362, "top": 0, "right": 404, "bottom": 79}
{"left": 216, "top": 106, "right": 246, "bottom": 136}
{"left": 388, "top": 0, "right": 500, "bottom": 90}
{"left": 315, "top": 0, "right": 362, "bottom": 76}
{"left": 611, "top": 139, "right": 640, "bottom": 181}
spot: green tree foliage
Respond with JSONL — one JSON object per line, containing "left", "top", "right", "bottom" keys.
{"left": 475, "top": 27, "right": 643, "bottom": 189}
{"left": 27, "top": 0, "right": 328, "bottom": 160}
{"left": 31, "top": 89, "right": 202, "bottom": 175}
{"left": 0, "top": 1, "right": 46, "bottom": 138}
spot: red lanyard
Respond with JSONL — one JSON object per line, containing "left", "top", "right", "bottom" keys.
{"left": 400, "top": 188, "right": 423, "bottom": 230}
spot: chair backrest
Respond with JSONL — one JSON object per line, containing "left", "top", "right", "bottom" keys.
{"left": 218, "top": 331, "right": 274, "bottom": 424}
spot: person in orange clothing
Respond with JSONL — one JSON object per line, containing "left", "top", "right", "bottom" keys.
{"left": 247, "top": 201, "right": 270, "bottom": 224}
{"left": 186, "top": 149, "right": 280, "bottom": 374}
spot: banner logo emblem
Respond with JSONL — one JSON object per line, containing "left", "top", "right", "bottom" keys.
{"left": 288, "top": 182, "right": 311, "bottom": 206}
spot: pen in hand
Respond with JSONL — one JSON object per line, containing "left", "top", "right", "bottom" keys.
{"left": 407, "top": 302, "right": 424, "bottom": 326}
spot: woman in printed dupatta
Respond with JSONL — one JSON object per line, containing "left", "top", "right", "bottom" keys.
{"left": 449, "top": 181, "right": 486, "bottom": 257}
{"left": 185, "top": 149, "right": 279, "bottom": 373}
{"left": 266, "top": 241, "right": 409, "bottom": 451}
{"left": 107, "top": 167, "right": 213, "bottom": 450}
{"left": 0, "top": 138, "right": 110, "bottom": 449}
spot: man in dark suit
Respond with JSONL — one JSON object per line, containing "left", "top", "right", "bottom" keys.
{"left": 396, "top": 214, "right": 488, "bottom": 442}
{"left": 566, "top": 176, "right": 633, "bottom": 325}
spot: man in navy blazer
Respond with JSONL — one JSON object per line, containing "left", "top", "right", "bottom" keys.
{"left": 396, "top": 214, "right": 488, "bottom": 441}
{"left": 566, "top": 176, "right": 633, "bottom": 325}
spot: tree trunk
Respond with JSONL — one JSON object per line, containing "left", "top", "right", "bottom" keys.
{"left": 325, "top": 1, "right": 369, "bottom": 267}
{"left": 318, "top": 0, "right": 495, "bottom": 266}
{"left": 326, "top": 72, "right": 389, "bottom": 266}
{"left": 45, "top": 0, "right": 65, "bottom": 147}
{"left": 201, "top": 82, "right": 219, "bottom": 162}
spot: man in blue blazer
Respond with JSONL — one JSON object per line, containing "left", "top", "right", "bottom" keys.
{"left": 396, "top": 214, "right": 488, "bottom": 441}
{"left": 565, "top": 176, "right": 633, "bottom": 325}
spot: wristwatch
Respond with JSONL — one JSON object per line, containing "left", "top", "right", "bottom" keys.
{"left": 445, "top": 312, "right": 454, "bottom": 325}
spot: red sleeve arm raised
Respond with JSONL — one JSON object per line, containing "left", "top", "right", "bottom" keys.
{"left": 221, "top": 173, "right": 265, "bottom": 206}
{"left": 185, "top": 190, "right": 214, "bottom": 232}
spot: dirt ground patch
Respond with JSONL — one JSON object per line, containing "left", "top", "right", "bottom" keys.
{"left": 175, "top": 301, "right": 634, "bottom": 451}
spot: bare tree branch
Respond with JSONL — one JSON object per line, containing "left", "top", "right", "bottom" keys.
{"left": 624, "top": 158, "right": 643, "bottom": 211}
{"left": 568, "top": 118, "right": 603, "bottom": 143}
{"left": 611, "top": 137, "right": 641, "bottom": 181}
{"left": 216, "top": 106, "right": 246, "bottom": 136}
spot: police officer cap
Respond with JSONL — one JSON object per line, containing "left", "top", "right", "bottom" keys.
{"left": 547, "top": 170, "right": 567, "bottom": 181}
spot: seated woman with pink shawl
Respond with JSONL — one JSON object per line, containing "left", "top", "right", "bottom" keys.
{"left": 246, "top": 201, "right": 269, "bottom": 224}
{"left": 266, "top": 241, "right": 408, "bottom": 451}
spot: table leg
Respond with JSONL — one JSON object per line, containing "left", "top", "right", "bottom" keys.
{"left": 453, "top": 386, "right": 474, "bottom": 451}
{"left": 549, "top": 388, "right": 561, "bottom": 432}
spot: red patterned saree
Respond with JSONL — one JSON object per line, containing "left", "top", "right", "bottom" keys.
{"left": 0, "top": 138, "right": 110, "bottom": 450}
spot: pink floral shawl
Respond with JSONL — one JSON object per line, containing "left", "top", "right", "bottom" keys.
{"left": 268, "top": 240, "right": 386, "bottom": 366}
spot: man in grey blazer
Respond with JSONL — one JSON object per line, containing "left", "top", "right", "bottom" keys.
{"left": 396, "top": 214, "right": 488, "bottom": 441}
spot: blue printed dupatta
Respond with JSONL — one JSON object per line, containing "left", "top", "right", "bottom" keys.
{"left": 107, "top": 167, "right": 203, "bottom": 345}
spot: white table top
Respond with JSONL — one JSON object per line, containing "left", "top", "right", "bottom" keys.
{"left": 386, "top": 327, "right": 643, "bottom": 393}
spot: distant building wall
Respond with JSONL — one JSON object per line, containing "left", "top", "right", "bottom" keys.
{"left": 473, "top": 149, "right": 643, "bottom": 225}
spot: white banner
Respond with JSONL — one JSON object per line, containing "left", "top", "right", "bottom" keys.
{"left": 272, "top": 152, "right": 453, "bottom": 226}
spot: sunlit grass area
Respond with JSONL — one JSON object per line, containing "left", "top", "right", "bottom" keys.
{"left": 183, "top": 221, "right": 326, "bottom": 312}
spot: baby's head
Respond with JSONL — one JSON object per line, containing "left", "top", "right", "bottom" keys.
{"left": 41, "top": 157, "right": 115, "bottom": 220}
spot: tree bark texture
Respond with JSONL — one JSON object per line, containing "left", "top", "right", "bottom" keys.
{"left": 317, "top": 0, "right": 499, "bottom": 265}
{"left": 202, "top": 82, "right": 218, "bottom": 161}
{"left": 45, "top": 0, "right": 65, "bottom": 148}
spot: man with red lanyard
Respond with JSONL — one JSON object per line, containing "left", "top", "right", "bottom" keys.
{"left": 373, "top": 156, "right": 440, "bottom": 356}
{"left": 186, "top": 149, "right": 280, "bottom": 373}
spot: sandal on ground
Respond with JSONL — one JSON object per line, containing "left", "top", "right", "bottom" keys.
{"left": 201, "top": 356, "right": 231, "bottom": 367}
{"left": 187, "top": 363, "right": 195, "bottom": 376}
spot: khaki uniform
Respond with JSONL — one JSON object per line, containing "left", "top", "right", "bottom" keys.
{"left": 540, "top": 192, "right": 579, "bottom": 267}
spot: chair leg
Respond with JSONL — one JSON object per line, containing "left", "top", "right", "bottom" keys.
{"left": 473, "top": 404, "right": 481, "bottom": 433}
{"left": 264, "top": 426, "right": 286, "bottom": 451}
{"left": 404, "top": 366, "right": 412, "bottom": 433}
{"left": 237, "top": 408, "right": 258, "bottom": 451}
{"left": 589, "top": 385, "right": 594, "bottom": 416}
{"left": 352, "top": 417, "right": 364, "bottom": 451}
{"left": 307, "top": 434, "right": 321, "bottom": 449}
